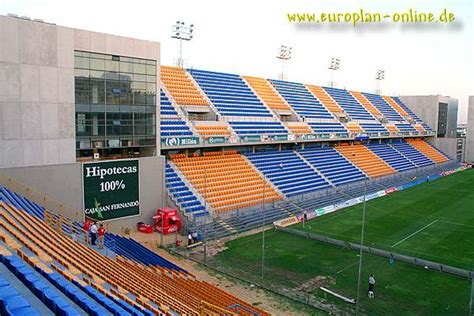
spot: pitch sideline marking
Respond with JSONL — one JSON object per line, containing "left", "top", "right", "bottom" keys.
{"left": 391, "top": 220, "right": 438, "bottom": 248}
{"left": 437, "top": 220, "right": 474, "bottom": 229}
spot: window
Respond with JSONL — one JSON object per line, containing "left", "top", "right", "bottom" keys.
{"left": 74, "top": 51, "right": 157, "bottom": 153}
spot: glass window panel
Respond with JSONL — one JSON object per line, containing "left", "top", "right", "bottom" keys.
{"left": 134, "top": 63, "right": 146, "bottom": 74}
{"left": 146, "top": 65, "right": 156, "bottom": 75}
{"left": 90, "top": 79, "right": 105, "bottom": 104}
{"left": 90, "top": 70, "right": 104, "bottom": 79}
{"left": 75, "top": 69, "right": 89, "bottom": 78}
{"left": 90, "top": 58, "right": 105, "bottom": 70}
{"left": 105, "top": 72, "right": 120, "bottom": 81}
{"left": 105, "top": 60, "right": 119, "bottom": 72}
{"left": 90, "top": 52, "right": 104, "bottom": 59}
{"left": 133, "top": 74, "right": 147, "bottom": 82}
{"left": 146, "top": 83, "right": 156, "bottom": 94}
{"left": 120, "top": 62, "right": 134, "bottom": 73}
{"left": 146, "top": 75, "right": 156, "bottom": 82}
{"left": 74, "top": 56, "right": 89, "bottom": 69}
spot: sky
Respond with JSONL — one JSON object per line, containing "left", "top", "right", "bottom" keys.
{"left": 1, "top": 0, "right": 472, "bottom": 123}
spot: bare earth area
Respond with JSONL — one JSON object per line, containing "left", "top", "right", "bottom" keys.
{"left": 129, "top": 230, "right": 320, "bottom": 315}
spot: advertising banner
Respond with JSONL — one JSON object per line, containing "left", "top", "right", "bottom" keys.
{"left": 161, "top": 137, "right": 200, "bottom": 147}
{"left": 83, "top": 160, "right": 140, "bottom": 221}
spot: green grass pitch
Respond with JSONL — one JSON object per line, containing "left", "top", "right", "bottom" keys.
{"left": 212, "top": 169, "right": 474, "bottom": 315}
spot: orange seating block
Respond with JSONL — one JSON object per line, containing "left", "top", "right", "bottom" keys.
{"left": 382, "top": 96, "right": 409, "bottom": 117}
{"left": 171, "top": 151, "right": 283, "bottom": 213}
{"left": 336, "top": 145, "right": 396, "bottom": 178}
{"left": 306, "top": 85, "right": 344, "bottom": 115}
{"left": 161, "top": 66, "right": 209, "bottom": 106}
{"left": 350, "top": 91, "right": 381, "bottom": 117}
{"left": 407, "top": 139, "right": 448, "bottom": 163}
{"left": 285, "top": 122, "right": 312, "bottom": 134}
{"left": 243, "top": 76, "right": 290, "bottom": 111}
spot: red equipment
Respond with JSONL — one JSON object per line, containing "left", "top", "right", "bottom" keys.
{"left": 153, "top": 207, "right": 182, "bottom": 235}
{"left": 136, "top": 222, "right": 153, "bottom": 234}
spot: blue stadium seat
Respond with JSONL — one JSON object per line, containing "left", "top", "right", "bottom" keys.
{"left": 269, "top": 79, "right": 333, "bottom": 119}
{"left": 323, "top": 87, "right": 374, "bottom": 120}
{"left": 308, "top": 122, "right": 348, "bottom": 134}
{"left": 188, "top": 69, "right": 272, "bottom": 117}
{"left": 246, "top": 150, "right": 331, "bottom": 197}
{"left": 166, "top": 163, "right": 208, "bottom": 217}
{"left": 367, "top": 143, "right": 416, "bottom": 172}
{"left": 298, "top": 146, "right": 367, "bottom": 186}
{"left": 229, "top": 121, "right": 287, "bottom": 135}
{"left": 389, "top": 141, "right": 434, "bottom": 167}
{"left": 362, "top": 93, "right": 404, "bottom": 121}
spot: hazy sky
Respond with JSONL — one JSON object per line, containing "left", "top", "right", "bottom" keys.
{"left": 2, "top": 0, "right": 472, "bottom": 123}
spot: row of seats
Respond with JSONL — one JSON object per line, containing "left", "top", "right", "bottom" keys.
{"left": 243, "top": 76, "right": 291, "bottom": 111}
{"left": 161, "top": 66, "right": 209, "bottom": 106}
{"left": 171, "top": 151, "right": 283, "bottom": 212}
{"left": 229, "top": 121, "right": 287, "bottom": 135}
{"left": 1, "top": 201, "right": 269, "bottom": 315}
{"left": 336, "top": 144, "right": 396, "bottom": 178}
{"left": 189, "top": 69, "right": 273, "bottom": 117}
{"left": 324, "top": 87, "right": 374, "bottom": 120}
{"left": 299, "top": 146, "right": 367, "bottom": 186}
{"left": 245, "top": 150, "right": 331, "bottom": 197}
{"left": 269, "top": 79, "right": 334, "bottom": 119}
{"left": 306, "top": 85, "right": 345, "bottom": 115}
{"left": 285, "top": 121, "right": 312, "bottom": 134}
{"left": 165, "top": 163, "right": 208, "bottom": 217}
{"left": 194, "top": 123, "right": 232, "bottom": 137}
{"left": 407, "top": 139, "right": 449, "bottom": 163}
{"left": 362, "top": 93, "right": 404, "bottom": 122}
{"left": 351, "top": 91, "right": 382, "bottom": 118}
{"left": 158, "top": 66, "right": 433, "bottom": 140}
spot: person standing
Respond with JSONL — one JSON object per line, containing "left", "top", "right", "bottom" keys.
{"left": 368, "top": 274, "right": 376, "bottom": 299}
{"left": 84, "top": 219, "right": 91, "bottom": 244}
{"left": 303, "top": 211, "right": 308, "bottom": 222}
{"left": 98, "top": 224, "right": 106, "bottom": 249}
{"left": 187, "top": 232, "right": 194, "bottom": 246}
{"left": 192, "top": 231, "right": 198, "bottom": 244}
{"left": 90, "top": 221, "right": 98, "bottom": 246}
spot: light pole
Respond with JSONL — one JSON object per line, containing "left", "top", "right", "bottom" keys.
{"left": 355, "top": 177, "right": 368, "bottom": 315}
{"left": 328, "top": 57, "right": 341, "bottom": 88}
{"left": 277, "top": 45, "right": 292, "bottom": 80}
{"left": 203, "top": 165, "right": 208, "bottom": 264}
{"left": 261, "top": 173, "right": 266, "bottom": 284}
{"left": 375, "top": 70, "right": 385, "bottom": 94}
{"left": 171, "top": 21, "right": 194, "bottom": 68}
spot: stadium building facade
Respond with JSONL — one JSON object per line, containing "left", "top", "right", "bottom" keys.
{"left": 0, "top": 14, "right": 165, "bottom": 231}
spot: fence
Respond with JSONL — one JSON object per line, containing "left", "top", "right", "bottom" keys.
{"left": 277, "top": 226, "right": 473, "bottom": 280}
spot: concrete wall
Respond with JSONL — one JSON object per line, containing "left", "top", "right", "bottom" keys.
{"left": 0, "top": 156, "right": 166, "bottom": 232}
{"left": 432, "top": 138, "right": 459, "bottom": 161}
{"left": 466, "top": 96, "right": 474, "bottom": 163}
{"left": 399, "top": 95, "right": 439, "bottom": 132}
{"left": 398, "top": 95, "right": 458, "bottom": 138}
{"left": 0, "top": 14, "right": 161, "bottom": 168}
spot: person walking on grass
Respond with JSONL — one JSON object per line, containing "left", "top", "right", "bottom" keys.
{"left": 368, "top": 274, "right": 376, "bottom": 299}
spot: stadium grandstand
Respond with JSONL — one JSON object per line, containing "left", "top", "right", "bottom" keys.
{"left": 159, "top": 65, "right": 454, "bottom": 237}
{"left": 0, "top": 13, "right": 467, "bottom": 315}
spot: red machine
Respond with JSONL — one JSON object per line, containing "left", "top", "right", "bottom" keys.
{"left": 153, "top": 207, "right": 182, "bottom": 235}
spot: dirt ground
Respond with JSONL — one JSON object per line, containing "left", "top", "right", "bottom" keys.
{"left": 129, "top": 230, "right": 321, "bottom": 315}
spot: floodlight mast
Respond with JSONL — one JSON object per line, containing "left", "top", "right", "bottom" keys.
{"left": 328, "top": 57, "right": 340, "bottom": 88}
{"left": 276, "top": 45, "right": 292, "bottom": 80}
{"left": 375, "top": 69, "right": 385, "bottom": 94}
{"left": 171, "top": 21, "right": 194, "bottom": 68}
